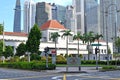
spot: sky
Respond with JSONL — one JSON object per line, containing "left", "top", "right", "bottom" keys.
{"left": 0, "top": 0, "right": 72, "bottom": 32}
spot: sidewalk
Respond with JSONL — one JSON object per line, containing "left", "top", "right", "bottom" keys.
{"left": 46, "top": 66, "right": 99, "bottom": 73}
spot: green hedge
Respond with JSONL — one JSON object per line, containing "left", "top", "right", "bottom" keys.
{"left": 102, "top": 66, "right": 119, "bottom": 70}
{"left": 0, "top": 61, "right": 56, "bottom": 70}
{"left": 56, "top": 60, "right": 120, "bottom": 65}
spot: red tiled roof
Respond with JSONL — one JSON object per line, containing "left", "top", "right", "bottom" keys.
{"left": 95, "top": 39, "right": 105, "bottom": 42}
{"left": 4, "top": 32, "right": 28, "bottom": 37}
{"left": 40, "top": 20, "right": 66, "bottom": 30}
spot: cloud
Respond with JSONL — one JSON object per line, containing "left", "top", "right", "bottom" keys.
{"left": 34, "top": 0, "right": 72, "bottom": 6}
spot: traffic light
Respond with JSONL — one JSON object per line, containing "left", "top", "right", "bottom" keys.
{"left": 44, "top": 47, "right": 49, "bottom": 53}
{"left": 95, "top": 47, "right": 99, "bottom": 54}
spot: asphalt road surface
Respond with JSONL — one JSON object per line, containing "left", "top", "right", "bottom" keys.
{"left": 0, "top": 67, "right": 120, "bottom": 80}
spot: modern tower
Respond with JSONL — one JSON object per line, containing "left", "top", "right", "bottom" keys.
{"left": 13, "top": 0, "right": 21, "bottom": 32}
{"left": 100, "top": 0, "right": 120, "bottom": 42}
{"left": 73, "top": 0, "right": 98, "bottom": 34}
{"left": 23, "top": 0, "right": 36, "bottom": 33}
{"left": 65, "top": 6, "right": 76, "bottom": 33}
{"left": 51, "top": 3, "right": 66, "bottom": 25}
{"left": 100, "top": 0, "right": 120, "bottom": 52}
{"left": 36, "top": 2, "right": 52, "bottom": 27}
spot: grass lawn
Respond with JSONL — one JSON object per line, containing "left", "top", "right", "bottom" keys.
{"left": 56, "top": 64, "right": 116, "bottom": 67}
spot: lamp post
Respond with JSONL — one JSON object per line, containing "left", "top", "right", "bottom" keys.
{"left": 105, "top": 4, "right": 118, "bottom": 65}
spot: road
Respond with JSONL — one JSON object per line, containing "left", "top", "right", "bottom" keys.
{"left": 0, "top": 67, "right": 120, "bottom": 80}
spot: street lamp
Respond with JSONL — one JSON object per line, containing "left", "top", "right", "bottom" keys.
{"left": 105, "top": 4, "right": 119, "bottom": 65}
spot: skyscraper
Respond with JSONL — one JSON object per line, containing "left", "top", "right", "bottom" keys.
{"left": 100, "top": 0, "right": 120, "bottom": 42}
{"left": 100, "top": 0, "right": 120, "bottom": 52}
{"left": 65, "top": 6, "right": 76, "bottom": 33}
{"left": 36, "top": 2, "right": 52, "bottom": 27}
{"left": 23, "top": 0, "right": 36, "bottom": 33}
{"left": 51, "top": 3, "right": 66, "bottom": 25}
{"left": 73, "top": 0, "right": 98, "bottom": 34}
{"left": 13, "top": 0, "right": 21, "bottom": 32}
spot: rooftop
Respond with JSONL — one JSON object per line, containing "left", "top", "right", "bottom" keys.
{"left": 40, "top": 20, "right": 66, "bottom": 30}
{"left": 4, "top": 32, "right": 28, "bottom": 37}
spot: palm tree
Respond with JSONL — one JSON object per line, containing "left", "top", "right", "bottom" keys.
{"left": 73, "top": 32, "right": 82, "bottom": 71}
{"left": 51, "top": 32, "right": 60, "bottom": 56}
{"left": 62, "top": 30, "right": 72, "bottom": 71}
{"left": 62, "top": 30, "right": 72, "bottom": 57}
{"left": 85, "top": 31, "right": 95, "bottom": 60}
{"left": 94, "top": 33, "right": 103, "bottom": 60}
{"left": 73, "top": 32, "right": 82, "bottom": 57}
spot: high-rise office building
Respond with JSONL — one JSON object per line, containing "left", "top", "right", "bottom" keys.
{"left": 73, "top": 0, "right": 85, "bottom": 34}
{"left": 13, "top": 0, "right": 21, "bottom": 32}
{"left": 73, "top": 0, "right": 98, "bottom": 34}
{"left": 51, "top": 3, "right": 66, "bottom": 25}
{"left": 51, "top": 3, "right": 57, "bottom": 20}
{"left": 100, "top": 0, "right": 120, "bottom": 42}
{"left": 65, "top": 6, "right": 76, "bottom": 33}
{"left": 100, "top": 0, "right": 120, "bottom": 52}
{"left": 23, "top": 0, "right": 36, "bottom": 33}
{"left": 36, "top": 2, "right": 52, "bottom": 27}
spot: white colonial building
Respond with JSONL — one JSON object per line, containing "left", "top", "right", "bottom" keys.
{"left": 0, "top": 20, "right": 113, "bottom": 61}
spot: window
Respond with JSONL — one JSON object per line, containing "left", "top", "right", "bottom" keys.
{"left": 104, "top": 50, "right": 106, "bottom": 53}
{"left": 93, "top": 57, "right": 95, "bottom": 60}
{"left": 101, "top": 49, "right": 103, "bottom": 53}
{"left": 77, "top": 15, "right": 81, "bottom": 29}
{"left": 49, "top": 32, "right": 51, "bottom": 41}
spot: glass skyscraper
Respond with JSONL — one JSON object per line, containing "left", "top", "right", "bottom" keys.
{"left": 13, "top": 0, "right": 21, "bottom": 32}
{"left": 73, "top": 0, "right": 98, "bottom": 34}
{"left": 23, "top": 0, "right": 36, "bottom": 33}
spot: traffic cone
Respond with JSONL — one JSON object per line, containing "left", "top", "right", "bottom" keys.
{"left": 63, "top": 74, "right": 66, "bottom": 80}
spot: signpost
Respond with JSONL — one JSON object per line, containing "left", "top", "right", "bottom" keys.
{"left": 51, "top": 50, "right": 56, "bottom": 64}
{"left": 67, "top": 57, "right": 80, "bottom": 71}
{"left": 44, "top": 47, "right": 49, "bottom": 69}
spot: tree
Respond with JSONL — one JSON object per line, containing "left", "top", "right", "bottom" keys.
{"left": 0, "top": 24, "right": 3, "bottom": 34}
{"left": 0, "top": 40, "right": 3, "bottom": 56}
{"left": 16, "top": 43, "right": 26, "bottom": 57}
{"left": 62, "top": 30, "right": 72, "bottom": 57}
{"left": 73, "top": 32, "right": 82, "bottom": 56}
{"left": 73, "top": 32, "right": 82, "bottom": 71}
{"left": 26, "top": 24, "right": 42, "bottom": 53}
{"left": 51, "top": 32, "right": 60, "bottom": 55}
{"left": 3, "top": 46, "right": 13, "bottom": 58}
{"left": 0, "top": 24, "right": 5, "bottom": 53}
{"left": 94, "top": 33, "right": 103, "bottom": 60}
{"left": 84, "top": 31, "right": 95, "bottom": 60}
{"left": 115, "top": 37, "right": 120, "bottom": 51}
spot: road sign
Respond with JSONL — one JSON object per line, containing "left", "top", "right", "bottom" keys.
{"left": 91, "top": 44, "right": 102, "bottom": 46}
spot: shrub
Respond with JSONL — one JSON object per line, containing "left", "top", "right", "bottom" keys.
{"left": 30, "top": 53, "right": 41, "bottom": 61}
{"left": 40, "top": 56, "right": 52, "bottom": 63}
{"left": 56, "top": 55, "right": 66, "bottom": 64}
{"left": 102, "top": 66, "right": 117, "bottom": 70}
{"left": 20, "top": 57, "right": 28, "bottom": 62}
{"left": 6, "top": 56, "right": 20, "bottom": 62}
{"left": 0, "top": 61, "right": 56, "bottom": 70}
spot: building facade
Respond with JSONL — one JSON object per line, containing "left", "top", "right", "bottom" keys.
{"left": 65, "top": 6, "right": 76, "bottom": 33}
{"left": 0, "top": 20, "right": 113, "bottom": 61}
{"left": 35, "top": 2, "right": 52, "bottom": 27}
{"left": 23, "top": 0, "right": 36, "bottom": 33}
{"left": 13, "top": 0, "right": 21, "bottom": 32}
{"left": 73, "top": 0, "right": 98, "bottom": 34}
{"left": 100, "top": 0, "right": 120, "bottom": 52}
{"left": 51, "top": 3, "right": 66, "bottom": 25}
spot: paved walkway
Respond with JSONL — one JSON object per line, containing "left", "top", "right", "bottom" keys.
{"left": 46, "top": 66, "right": 100, "bottom": 73}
